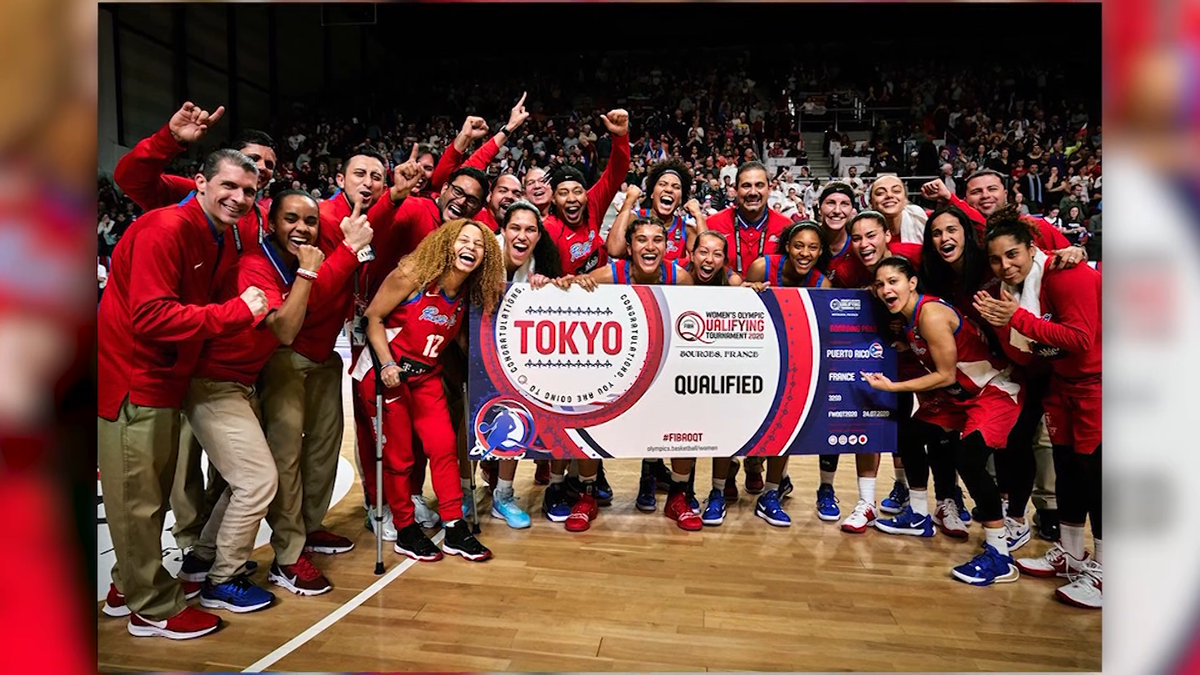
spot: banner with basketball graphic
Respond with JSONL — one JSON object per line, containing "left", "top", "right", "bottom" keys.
{"left": 467, "top": 284, "right": 898, "bottom": 460}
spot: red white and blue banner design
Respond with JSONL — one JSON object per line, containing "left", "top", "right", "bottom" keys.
{"left": 468, "top": 284, "right": 898, "bottom": 460}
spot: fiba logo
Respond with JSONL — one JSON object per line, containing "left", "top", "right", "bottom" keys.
{"left": 868, "top": 341, "right": 884, "bottom": 359}
{"left": 675, "top": 311, "right": 711, "bottom": 344}
{"left": 830, "top": 298, "right": 861, "bottom": 312}
{"left": 473, "top": 397, "right": 537, "bottom": 459}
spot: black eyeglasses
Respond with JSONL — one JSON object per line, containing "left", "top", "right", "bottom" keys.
{"left": 449, "top": 184, "right": 483, "bottom": 210}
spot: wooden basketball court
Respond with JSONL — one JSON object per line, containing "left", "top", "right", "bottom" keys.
{"left": 98, "top": 383, "right": 1101, "bottom": 672}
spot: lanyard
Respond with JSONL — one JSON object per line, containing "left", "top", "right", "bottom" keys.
{"left": 230, "top": 205, "right": 265, "bottom": 256}
{"left": 731, "top": 210, "right": 768, "bottom": 275}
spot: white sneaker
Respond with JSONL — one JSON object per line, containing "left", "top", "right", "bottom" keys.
{"left": 1056, "top": 560, "right": 1102, "bottom": 609}
{"left": 840, "top": 500, "right": 876, "bottom": 533}
{"left": 1016, "top": 543, "right": 1089, "bottom": 578}
{"left": 412, "top": 494, "right": 441, "bottom": 529}
{"left": 932, "top": 499, "right": 969, "bottom": 539}
{"left": 1005, "top": 516, "right": 1032, "bottom": 552}
{"left": 366, "top": 504, "right": 398, "bottom": 542}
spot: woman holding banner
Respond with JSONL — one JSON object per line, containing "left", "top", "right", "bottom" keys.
{"left": 355, "top": 219, "right": 505, "bottom": 562}
{"left": 732, "top": 221, "right": 831, "bottom": 528}
{"left": 864, "top": 256, "right": 1023, "bottom": 586}
{"left": 570, "top": 218, "right": 698, "bottom": 532}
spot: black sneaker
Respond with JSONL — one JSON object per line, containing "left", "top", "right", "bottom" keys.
{"left": 652, "top": 459, "right": 672, "bottom": 493}
{"left": 1034, "top": 509, "right": 1060, "bottom": 542}
{"left": 636, "top": 475, "right": 657, "bottom": 512}
{"left": 394, "top": 523, "right": 443, "bottom": 562}
{"left": 443, "top": 520, "right": 492, "bottom": 562}
{"left": 594, "top": 462, "right": 614, "bottom": 507}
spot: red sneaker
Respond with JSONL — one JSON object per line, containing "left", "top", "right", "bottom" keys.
{"left": 128, "top": 606, "right": 220, "bottom": 640}
{"left": 103, "top": 583, "right": 129, "bottom": 617}
{"left": 181, "top": 580, "right": 202, "bottom": 600}
{"left": 534, "top": 461, "right": 550, "bottom": 486}
{"left": 665, "top": 492, "right": 703, "bottom": 531}
{"left": 564, "top": 493, "right": 598, "bottom": 532}
{"left": 269, "top": 552, "right": 333, "bottom": 596}
{"left": 745, "top": 470, "right": 765, "bottom": 495}
{"left": 304, "top": 529, "right": 355, "bottom": 555}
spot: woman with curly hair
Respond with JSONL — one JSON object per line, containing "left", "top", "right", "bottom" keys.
{"left": 354, "top": 219, "right": 505, "bottom": 563}
{"left": 606, "top": 159, "right": 707, "bottom": 266}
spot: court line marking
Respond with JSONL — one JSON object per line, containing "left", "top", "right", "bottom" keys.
{"left": 243, "top": 531, "right": 445, "bottom": 673}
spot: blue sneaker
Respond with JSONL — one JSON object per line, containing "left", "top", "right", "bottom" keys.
{"left": 491, "top": 487, "right": 531, "bottom": 529}
{"left": 951, "top": 544, "right": 1020, "bottom": 586}
{"left": 954, "top": 486, "right": 972, "bottom": 523}
{"left": 636, "top": 476, "right": 657, "bottom": 512}
{"left": 1005, "top": 516, "right": 1031, "bottom": 552}
{"left": 687, "top": 488, "right": 700, "bottom": 512}
{"left": 461, "top": 488, "right": 475, "bottom": 521}
{"left": 875, "top": 506, "right": 936, "bottom": 537}
{"left": 701, "top": 488, "right": 727, "bottom": 526}
{"left": 777, "top": 475, "right": 794, "bottom": 500}
{"left": 594, "top": 463, "right": 614, "bottom": 506}
{"left": 200, "top": 576, "right": 274, "bottom": 613}
{"left": 755, "top": 490, "right": 791, "bottom": 527}
{"left": 880, "top": 481, "right": 910, "bottom": 515}
{"left": 815, "top": 484, "right": 840, "bottom": 521}
{"left": 542, "top": 482, "right": 572, "bottom": 522}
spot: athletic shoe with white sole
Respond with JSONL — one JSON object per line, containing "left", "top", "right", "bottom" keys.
{"left": 664, "top": 490, "right": 703, "bottom": 531}
{"left": 880, "top": 481, "right": 910, "bottom": 515}
{"left": 412, "top": 494, "right": 441, "bottom": 529}
{"left": 200, "top": 576, "right": 274, "bottom": 613}
{"left": 841, "top": 500, "right": 877, "bottom": 534}
{"left": 443, "top": 520, "right": 492, "bottom": 561}
{"left": 178, "top": 550, "right": 213, "bottom": 583}
{"left": 128, "top": 606, "right": 220, "bottom": 640}
{"left": 393, "top": 523, "right": 443, "bottom": 562}
{"left": 951, "top": 543, "right": 1020, "bottom": 586}
{"left": 754, "top": 490, "right": 791, "bottom": 527}
{"left": 304, "top": 529, "right": 354, "bottom": 555}
{"left": 874, "top": 506, "right": 935, "bottom": 537}
{"left": 491, "top": 487, "right": 532, "bottom": 529}
{"left": 932, "top": 499, "right": 969, "bottom": 539}
{"left": 269, "top": 553, "right": 332, "bottom": 596}
{"left": 103, "top": 583, "right": 130, "bottom": 617}
{"left": 815, "top": 484, "right": 840, "bottom": 521}
{"left": 1005, "top": 516, "right": 1032, "bottom": 552}
{"left": 1055, "top": 560, "right": 1102, "bottom": 609}
{"left": 701, "top": 488, "right": 727, "bottom": 526}
{"left": 365, "top": 504, "right": 398, "bottom": 542}
{"left": 1016, "top": 543, "right": 1089, "bottom": 578}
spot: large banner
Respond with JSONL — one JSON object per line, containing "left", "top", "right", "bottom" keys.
{"left": 467, "top": 284, "right": 898, "bottom": 460}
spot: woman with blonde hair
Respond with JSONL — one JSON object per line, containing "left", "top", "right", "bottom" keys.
{"left": 354, "top": 219, "right": 505, "bottom": 562}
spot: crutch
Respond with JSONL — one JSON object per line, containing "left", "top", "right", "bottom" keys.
{"left": 370, "top": 346, "right": 385, "bottom": 575}
{"left": 464, "top": 380, "right": 481, "bottom": 535}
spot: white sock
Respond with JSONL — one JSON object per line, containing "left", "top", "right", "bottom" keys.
{"left": 910, "top": 489, "right": 929, "bottom": 516}
{"left": 579, "top": 473, "right": 597, "bottom": 484}
{"left": 985, "top": 526, "right": 1010, "bottom": 556}
{"left": 1093, "top": 538, "right": 1102, "bottom": 564}
{"left": 858, "top": 477, "right": 876, "bottom": 505}
{"left": 497, "top": 478, "right": 514, "bottom": 493}
{"left": 549, "top": 472, "right": 565, "bottom": 485}
{"left": 765, "top": 481, "right": 780, "bottom": 493}
{"left": 712, "top": 477, "right": 727, "bottom": 491}
{"left": 894, "top": 467, "right": 908, "bottom": 487}
{"left": 1062, "top": 524, "right": 1086, "bottom": 561}
{"left": 461, "top": 477, "right": 472, "bottom": 490}
{"left": 670, "top": 470, "right": 690, "bottom": 484}
{"left": 819, "top": 470, "right": 836, "bottom": 487}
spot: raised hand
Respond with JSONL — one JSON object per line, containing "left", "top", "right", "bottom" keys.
{"left": 683, "top": 198, "right": 702, "bottom": 218}
{"left": 297, "top": 244, "right": 325, "bottom": 272}
{"left": 506, "top": 92, "right": 530, "bottom": 132}
{"left": 240, "top": 286, "right": 269, "bottom": 319}
{"left": 461, "top": 116, "right": 490, "bottom": 143}
{"left": 169, "top": 101, "right": 225, "bottom": 145}
{"left": 390, "top": 144, "right": 425, "bottom": 203}
{"left": 625, "top": 184, "right": 642, "bottom": 203}
{"left": 601, "top": 109, "right": 630, "bottom": 137}
{"left": 921, "top": 179, "right": 952, "bottom": 203}
{"left": 340, "top": 197, "right": 374, "bottom": 253}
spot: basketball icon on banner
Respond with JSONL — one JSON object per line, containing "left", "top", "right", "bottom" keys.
{"left": 474, "top": 397, "right": 538, "bottom": 459}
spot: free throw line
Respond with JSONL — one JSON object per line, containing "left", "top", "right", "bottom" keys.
{"left": 243, "top": 531, "right": 444, "bottom": 672}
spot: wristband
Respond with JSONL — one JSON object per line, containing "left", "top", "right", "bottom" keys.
{"left": 500, "top": 126, "right": 511, "bottom": 137}
{"left": 381, "top": 361, "right": 398, "bottom": 370}
{"left": 296, "top": 268, "right": 318, "bottom": 281}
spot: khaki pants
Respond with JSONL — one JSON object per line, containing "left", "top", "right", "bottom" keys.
{"left": 186, "top": 379, "right": 278, "bottom": 584}
{"left": 98, "top": 398, "right": 185, "bottom": 621}
{"left": 1032, "top": 416, "right": 1057, "bottom": 511}
{"left": 169, "top": 416, "right": 227, "bottom": 550}
{"left": 260, "top": 349, "right": 343, "bottom": 565}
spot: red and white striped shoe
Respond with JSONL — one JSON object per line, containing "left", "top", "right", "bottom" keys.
{"left": 841, "top": 500, "right": 877, "bottom": 534}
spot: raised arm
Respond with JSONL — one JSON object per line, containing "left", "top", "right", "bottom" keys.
{"left": 261, "top": 245, "right": 323, "bottom": 345}
{"left": 587, "top": 109, "right": 632, "bottom": 215}
{"left": 605, "top": 185, "right": 642, "bottom": 259}
{"left": 114, "top": 102, "right": 224, "bottom": 210}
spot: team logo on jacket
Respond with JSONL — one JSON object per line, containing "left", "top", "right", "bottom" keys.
{"left": 494, "top": 284, "right": 649, "bottom": 413}
{"left": 420, "top": 306, "right": 458, "bottom": 328}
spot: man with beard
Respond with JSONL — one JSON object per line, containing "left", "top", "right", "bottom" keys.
{"left": 705, "top": 161, "right": 792, "bottom": 278}
{"left": 543, "top": 109, "right": 631, "bottom": 275}
{"left": 475, "top": 173, "right": 523, "bottom": 232}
